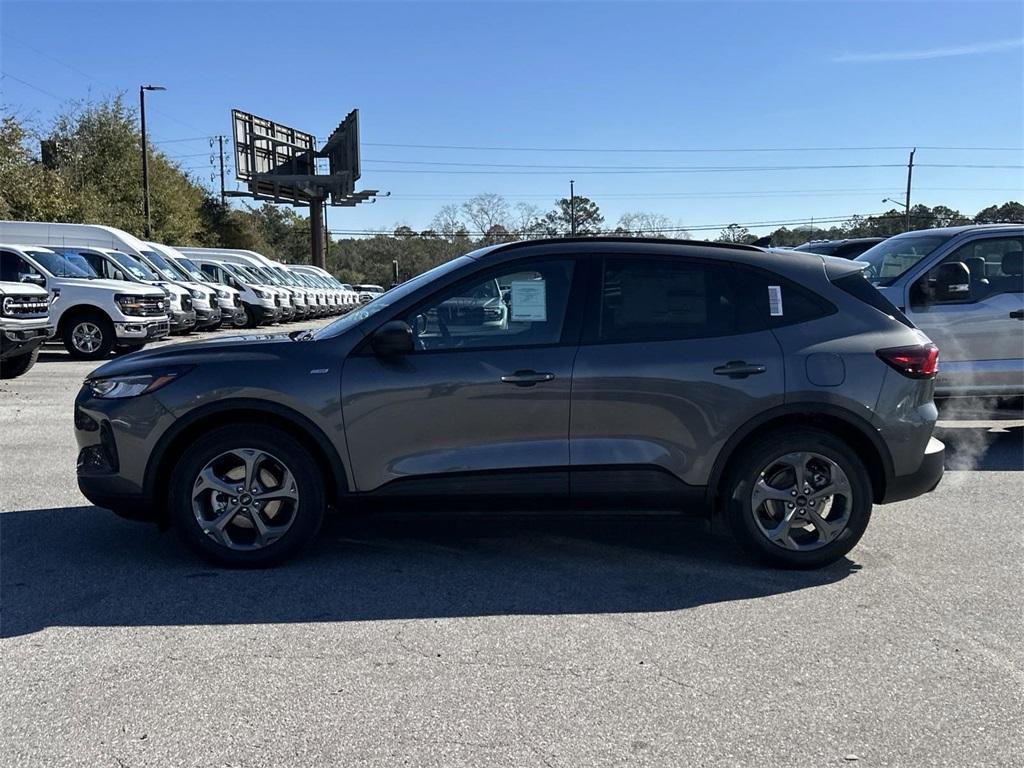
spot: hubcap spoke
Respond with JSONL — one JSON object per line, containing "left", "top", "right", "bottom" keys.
{"left": 194, "top": 466, "right": 238, "bottom": 497}
{"left": 805, "top": 507, "right": 843, "bottom": 543}
{"left": 752, "top": 477, "right": 794, "bottom": 505}
{"left": 765, "top": 508, "right": 799, "bottom": 550}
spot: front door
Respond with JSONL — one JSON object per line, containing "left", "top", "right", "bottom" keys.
{"left": 342, "top": 256, "right": 580, "bottom": 503}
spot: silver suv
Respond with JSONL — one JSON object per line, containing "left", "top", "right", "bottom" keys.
{"left": 74, "top": 239, "right": 945, "bottom": 568}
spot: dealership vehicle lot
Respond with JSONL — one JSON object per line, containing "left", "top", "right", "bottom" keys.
{"left": 1, "top": 325, "right": 1022, "bottom": 767}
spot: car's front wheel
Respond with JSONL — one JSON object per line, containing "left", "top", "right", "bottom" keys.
{"left": 0, "top": 346, "right": 40, "bottom": 379}
{"left": 725, "top": 428, "right": 872, "bottom": 569}
{"left": 169, "top": 424, "right": 325, "bottom": 567}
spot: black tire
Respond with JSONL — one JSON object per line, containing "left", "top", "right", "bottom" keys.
{"left": 0, "top": 346, "right": 40, "bottom": 379}
{"left": 243, "top": 306, "right": 260, "bottom": 328}
{"left": 724, "top": 427, "right": 872, "bottom": 569}
{"left": 169, "top": 423, "right": 325, "bottom": 567}
{"left": 61, "top": 312, "right": 115, "bottom": 360}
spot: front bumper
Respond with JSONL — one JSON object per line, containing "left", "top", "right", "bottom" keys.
{"left": 115, "top": 319, "right": 170, "bottom": 341}
{"left": 1, "top": 323, "right": 53, "bottom": 360}
{"left": 222, "top": 306, "right": 247, "bottom": 325}
{"left": 881, "top": 436, "right": 945, "bottom": 504}
{"left": 194, "top": 306, "right": 222, "bottom": 327}
{"left": 168, "top": 309, "right": 197, "bottom": 332}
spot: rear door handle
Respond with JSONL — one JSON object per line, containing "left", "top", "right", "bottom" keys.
{"left": 1010, "top": 310, "right": 1024, "bottom": 320}
{"left": 500, "top": 370, "right": 556, "bottom": 387}
{"left": 713, "top": 361, "right": 767, "bottom": 379}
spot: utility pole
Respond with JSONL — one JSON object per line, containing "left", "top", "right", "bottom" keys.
{"left": 569, "top": 179, "right": 576, "bottom": 236}
{"left": 323, "top": 199, "right": 330, "bottom": 263}
{"left": 218, "top": 135, "right": 226, "bottom": 206}
{"left": 139, "top": 84, "right": 166, "bottom": 238}
{"left": 904, "top": 147, "right": 916, "bottom": 232}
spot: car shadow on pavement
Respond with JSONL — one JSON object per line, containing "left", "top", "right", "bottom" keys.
{"left": 0, "top": 507, "right": 858, "bottom": 638}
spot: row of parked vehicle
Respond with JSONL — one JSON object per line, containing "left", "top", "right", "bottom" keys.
{"left": 0, "top": 221, "right": 378, "bottom": 377}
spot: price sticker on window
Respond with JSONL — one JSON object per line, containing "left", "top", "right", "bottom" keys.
{"left": 768, "top": 285, "right": 784, "bottom": 316}
{"left": 510, "top": 280, "right": 547, "bottom": 322}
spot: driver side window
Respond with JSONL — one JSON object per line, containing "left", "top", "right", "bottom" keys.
{"left": 405, "top": 259, "right": 575, "bottom": 351}
{"left": 0, "top": 251, "right": 42, "bottom": 284}
{"left": 913, "top": 237, "right": 1024, "bottom": 307}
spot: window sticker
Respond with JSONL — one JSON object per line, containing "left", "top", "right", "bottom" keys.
{"left": 768, "top": 285, "right": 784, "bottom": 316}
{"left": 510, "top": 279, "right": 547, "bottom": 322}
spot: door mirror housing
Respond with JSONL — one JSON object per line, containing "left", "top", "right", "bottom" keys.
{"left": 371, "top": 320, "right": 414, "bottom": 356}
{"left": 21, "top": 273, "right": 46, "bottom": 287}
{"left": 934, "top": 261, "right": 971, "bottom": 302}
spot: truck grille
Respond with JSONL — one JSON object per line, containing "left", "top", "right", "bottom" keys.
{"left": 2, "top": 296, "right": 49, "bottom": 318}
{"left": 133, "top": 296, "right": 168, "bottom": 316}
{"left": 182, "top": 296, "right": 193, "bottom": 312}
{"left": 233, "top": 295, "right": 241, "bottom": 307}
{"left": 274, "top": 295, "right": 281, "bottom": 307}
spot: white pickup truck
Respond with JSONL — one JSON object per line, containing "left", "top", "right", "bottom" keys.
{"left": 0, "top": 276, "right": 52, "bottom": 379}
{"left": 0, "top": 245, "right": 169, "bottom": 360}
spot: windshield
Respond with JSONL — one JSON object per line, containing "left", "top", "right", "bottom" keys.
{"left": 28, "top": 249, "right": 95, "bottom": 278}
{"left": 172, "top": 257, "right": 209, "bottom": 282}
{"left": 140, "top": 249, "right": 188, "bottom": 281}
{"left": 108, "top": 250, "right": 160, "bottom": 280}
{"left": 854, "top": 233, "right": 954, "bottom": 285}
{"left": 224, "top": 262, "right": 261, "bottom": 284}
{"left": 313, "top": 256, "right": 473, "bottom": 340}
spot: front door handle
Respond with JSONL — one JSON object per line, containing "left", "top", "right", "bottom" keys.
{"left": 713, "top": 361, "right": 767, "bottom": 379}
{"left": 500, "top": 370, "right": 556, "bottom": 387}
{"left": 1010, "top": 310, "right": 1024, "bottom": 320}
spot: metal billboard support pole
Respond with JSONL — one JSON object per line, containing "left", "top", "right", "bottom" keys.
{"left": 310, "top": 196, "right": 326, "bottom": 268}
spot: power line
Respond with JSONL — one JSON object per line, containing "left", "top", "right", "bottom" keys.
{"left": 359, "top": 162, "right": 1023, "bottom": 176}
{"left": 0, "top": 71, "right": 63, "bottom": 101}
{"left": 364, "top": 141, "right": 1024, "bottom": 154}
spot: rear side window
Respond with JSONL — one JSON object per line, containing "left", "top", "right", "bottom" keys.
{"left": 833, "top": 272, "right": 914, "bottom": 328}
{"left": 734, "top": 266, "right": 837, "bottom": 329}
{"left": 596, "top": 257, "right": 747, "bottom": 343}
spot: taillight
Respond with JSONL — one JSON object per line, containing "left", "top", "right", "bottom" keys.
{"left": 876, "top": 343, "right": 939, "bottom": 379}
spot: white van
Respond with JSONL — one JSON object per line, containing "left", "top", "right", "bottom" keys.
{"left": 0, "top": 244, "right": 168, "bottom": 359}
{"left": 145, "top": 242, "right": 246, "bottom": 328}
{"left": 177, "top": 250, "right": 281, "bottom": 327}
{"left": 177, "top": 248, "right": 296, "bottom": 321}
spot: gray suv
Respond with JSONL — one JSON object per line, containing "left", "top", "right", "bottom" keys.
{"left": 74, "top": 239, "right": 945, "bottom": 568}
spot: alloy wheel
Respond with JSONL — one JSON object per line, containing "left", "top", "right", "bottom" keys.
{"left": 71, "top": 322, "right": 103, "bottom": 354}
{"left": 750, "top": 451, "right": 852, "bottom": 551}
{"left": 191, "top": 448, "right": 300, "bottom": 550}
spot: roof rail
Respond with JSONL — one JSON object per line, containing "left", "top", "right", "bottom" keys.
{"left": 490, "top": 236, "right": 765, "bottom": 254}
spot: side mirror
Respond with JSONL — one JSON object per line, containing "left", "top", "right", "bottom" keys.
{"left": 21, "top": 274, "right": 46, "bottom": 287}
{"left": 934, "top": 261, "right": 971, "bottom": 302}
{"left": 370, "top": 320, "right": 414, "bottom": 357}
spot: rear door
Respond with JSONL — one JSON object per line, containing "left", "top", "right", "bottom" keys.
{"left": 905, "top": 234, "right": 1024, "bottom": 393}
{"left": 569, "top": 255, "right": 785, "bottom": 509}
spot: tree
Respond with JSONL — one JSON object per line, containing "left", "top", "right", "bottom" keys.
{"left": 461, "top": 193, "right": 510, "bottom": 234}
{"left": 974, "top": 202, "right": 1024, "bottom": 224}
{"left": 614, "top": 211, "right": 682, "bottom": 238}
{"left": 540, "top": 195, "right": 604, "bottom": 236}
{"left": 0, "top": 113, "right": 70, "bottom": 221}
{"left": 717, "top": 223, "right": 754, "bottom": 243}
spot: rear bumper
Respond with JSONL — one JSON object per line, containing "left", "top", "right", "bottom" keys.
{"left": 881, "top": 436, "right": 945, "bottom": 504}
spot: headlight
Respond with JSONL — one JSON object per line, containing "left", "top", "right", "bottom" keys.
{"left": 87, "top": 366, "right": 192, "bottom": 399}
{"left": 189, "top": 288, "right": 202, "bottom": 299}
{"left": 115, "top": 295, "right": 154, "bottom": 315}
{"left": 255, "top": 289, "right": 269, "bottom": 298}
{"left": 216, "top": 289, "right": 229, "bottom": 299}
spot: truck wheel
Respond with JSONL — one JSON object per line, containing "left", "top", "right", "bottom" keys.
{"left": 243, "top": 306, "right": 260, "bottom": 328}
{"left": 724, "top": 428, "right": 872, "bottom": 569}
{"left": 62, "top": 313, "right": 115, "bottom": 360}
{"left": 169, "top": 424, "right": 325, "bottom": 567}
{"left": 0, "top": 346, "right": 41, "bottom": 379}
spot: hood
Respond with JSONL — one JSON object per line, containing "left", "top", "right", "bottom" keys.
{"left": 86, "top": 330, "right": 304, "bottom": 379}
{"left": 0, "top": 281, "right": 48, "bottom": 298}
{"left": 63, "top": 278, "right": 166, "bottom": 296}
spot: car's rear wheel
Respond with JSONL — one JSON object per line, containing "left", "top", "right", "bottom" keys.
{"left": 169, "top": 424, "right": 325, "bottom": 567}
{"left": 725, "top": 428, "right": 872, "bottom": 568}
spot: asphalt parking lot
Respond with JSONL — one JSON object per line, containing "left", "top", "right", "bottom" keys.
{"left": 1, "top": 326, "right": 1022, "bottom": 767}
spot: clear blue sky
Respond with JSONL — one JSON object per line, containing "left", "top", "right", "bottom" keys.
{"left": 2, "top": 0, "right": 1022, "bottom": 236}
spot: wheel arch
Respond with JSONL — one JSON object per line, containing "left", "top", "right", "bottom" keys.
{"left": 144, "top": 398, "right": 349, "bottom": 524}
{"left": 56, "top": 304, "right": 112, "bottom": 336}
{"left": 706, "top": 403, "right": 894, "bottom": 512}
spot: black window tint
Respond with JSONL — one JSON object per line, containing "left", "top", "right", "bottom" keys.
{"left": 598, "top": 258, "right": 747, "bottom": 342}
{"left": 0, "top": 251, "right": 40, "bottom": 283}
{"left": 735, "top": 266, "right": 836, "bottom": 328}
{"left": 833, "top": 272, "right": 914, "bottom": 328}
